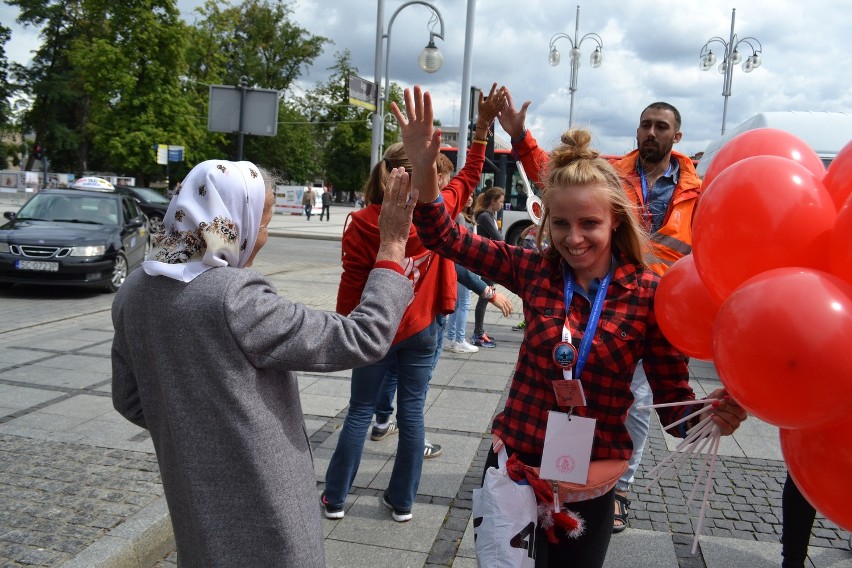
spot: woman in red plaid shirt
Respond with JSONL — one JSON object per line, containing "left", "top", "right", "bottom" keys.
{"left": 392, "top": 86, "right": 747, "bottom": 567}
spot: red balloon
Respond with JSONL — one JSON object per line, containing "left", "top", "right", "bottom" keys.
{"left": 823, "top": 139, "right": 852, "bottom": 210}
{"left": 693, "top": 155, "right": 835, "bottom": 302}
{"left": 654, "top": 255, "right": 721, "bottom": 360}
{"left": 702, "top": 127, "right": 826, "bottom": 189}
{"left": 781, "top": 416, "right": 852, "bottom": 532}
{"left": 713, "top": 268, "right": 852, "bottom": 429}
{"left": 829, "top": 193, "right": 852, "bottom": 285}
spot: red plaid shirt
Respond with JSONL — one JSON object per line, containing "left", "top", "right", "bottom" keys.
{"left": 414, "top": 202, "right": 695, "bottom": 464}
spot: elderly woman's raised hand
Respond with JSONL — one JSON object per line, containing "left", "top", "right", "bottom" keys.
{"left": 376, "top": 167, "right": 418, "bottom": 266}
{"left": 477, "top": 83, "right": 507, "bottom": 128}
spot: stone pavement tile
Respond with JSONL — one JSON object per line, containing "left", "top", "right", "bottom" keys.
{"left": 456, "top": 516, "right": 476, "bottom": 562}
{"left": 78, "top": 342, "right": 113, "bottom": 357}
{"left": 313, "top": 446, "right": 388, "bottom": 487}
{"left": 605, "top": 528, "right": 679, "bottom": 567}
{"left": 428, "top": 357, "right": 464, "bottom": 386}
{"left": 305, "top": 417, "right": 326, "bottom": 437}
{"left": 0, "top": 347, "right": 51, "bottom": 366}
{"left": 325, "top": 493, "right": 447, "bottom": 553}
{"left": 0, "top": 384, "right": 62, "bottom": 412}
{"left": 299, "top": 386, "right": 351, "bottom": 418}
{"left": 429, "top": 389, "right": 503, "bottom": 412}
{"left": 0, "top": 365, "right": 109, "bottom": 389}
{"left": 698, "top": 534, "right": 784, "bottom": 568}
{"left": 324, "top": 539, "right": 427, "bottom": 568}
{"left": 734, "top": 434, "right": 784, "bottom": 461}
{"left": 445, "top": 368, "right": 512, "bottom": 391}
{"left": 806, "top": 547, "right": 852, "bottom": 567}
{"left": 369, "top": 434, "right": 480, "bottom": 499}
{"left": 39, "top": 393, "right": 114, "bottom": 419}
{"left": 425, "top": 405, "right": 498, "bottom": 435}
{"left": 34, "top": 353, "right": 111, "bottom": 373}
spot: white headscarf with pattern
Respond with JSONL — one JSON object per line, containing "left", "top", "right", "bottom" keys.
{"left": 142, "top": 160, "right": 266, "bottom": 282}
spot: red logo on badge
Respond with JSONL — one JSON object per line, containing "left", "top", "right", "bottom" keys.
{"left": 556, "top": 455, "right": 576, "bottom": 473}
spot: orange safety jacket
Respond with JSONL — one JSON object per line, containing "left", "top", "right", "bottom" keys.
{"left": 512, "top": 130, "right": 701, "bottom": 275}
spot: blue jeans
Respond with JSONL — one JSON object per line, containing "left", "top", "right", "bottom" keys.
{"left": 324, "top": 319, "right": 439, "bottom": 511}
{"left": 304, "top": 204, "right": 312, "bottom": 219}
{"left": 375, "top": 315, "right": 445, "bottom": 424}
{"left": 617, "top": 363, "right": 652, "bottom": 492}
{"left": 445, "top": 283, "right": 471, "bottom": 343}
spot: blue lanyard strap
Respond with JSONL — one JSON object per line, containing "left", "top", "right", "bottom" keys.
{"left": 562, "top": 264, "right": 612, "bottom": 380}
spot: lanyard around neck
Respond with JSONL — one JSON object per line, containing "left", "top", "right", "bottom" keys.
{"left": 562, "top": 264, "right": 612, "bottom": 381}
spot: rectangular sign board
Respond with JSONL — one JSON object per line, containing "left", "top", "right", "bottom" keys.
{"left": 348, "top": 75, "right": 377, "bottom": 111}
{"left": 208, "top": 85, "right": 279, "bottom": 137}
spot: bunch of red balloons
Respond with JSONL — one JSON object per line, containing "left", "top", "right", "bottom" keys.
{"left": 654, "top": 128, "right": 852, "bottom": 532}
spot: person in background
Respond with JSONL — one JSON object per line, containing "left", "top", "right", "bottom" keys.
{"left": 470, "top": 186, "right": 506, "bottom": 348}
{"left": 498, "top": 89, "right": 701, "bottom": 533}
{"left": 112, "top": 159, "right": 417, "bottom": 567}
{"left": 324, "top": 82, "right": 508, "bottom": 523}
{"left": 445, "top": 193, "right": 513, "bottom": 354}
{"left": 393, "top": 85, "right": 745, "bottom": 567}
{"left": 319, "top": 186, "right": 332, "bottom": 221}
{"left": 302, "top": 184, "right": 316, "bottom": 220}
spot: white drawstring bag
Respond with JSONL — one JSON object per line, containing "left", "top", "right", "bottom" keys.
{"left": 472, "top": 464, "right": 538, "bottom": 568}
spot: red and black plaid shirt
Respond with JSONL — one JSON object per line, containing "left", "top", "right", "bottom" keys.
{"left": 414, "top": 201, "right": 695, "bottom": 464}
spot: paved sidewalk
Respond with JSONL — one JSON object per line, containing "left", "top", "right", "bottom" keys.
{"left": 0, "top": 190, "right": 850, "bottom": 567}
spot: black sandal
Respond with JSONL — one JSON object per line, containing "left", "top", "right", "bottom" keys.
{"left": 613, "top": 493, "right": 630, "bottom": 533}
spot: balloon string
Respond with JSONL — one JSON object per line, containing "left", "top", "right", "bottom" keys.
{"left": 692, "top": 429, "right": 722, "bottom": 555}
{"left": 663, "top": 403, "right": 715, "bottom": 433}
{"left": 635, "top": 398, "right": 718, "bottom": 411}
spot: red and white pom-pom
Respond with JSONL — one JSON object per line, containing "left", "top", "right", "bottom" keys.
{"left": 538, "top": 503, "right": 585, "bottom": 540}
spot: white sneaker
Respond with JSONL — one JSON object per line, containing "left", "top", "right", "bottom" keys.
{"left": 452, "top": 340, "right": 479, "bottom": 353}
{"left": 442, "top": 340, "right": 458, "bottom": 352}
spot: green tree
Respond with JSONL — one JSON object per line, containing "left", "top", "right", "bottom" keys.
{"left": 183, "top": 0, "right": 328, "bottom": 168}
{"left": 9, "top": 0, "right": 89, "bottom": 172}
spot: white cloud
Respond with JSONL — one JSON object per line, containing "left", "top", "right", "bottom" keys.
{"left": 4, "top": 0, "right": 851, "bottom": 158}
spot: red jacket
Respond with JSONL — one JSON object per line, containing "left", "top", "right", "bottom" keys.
{"left": 336, "top": 143, "right": 485, "bottom": 343}
{"left": 513, "top": 130, "right": 702, "bottom": 275}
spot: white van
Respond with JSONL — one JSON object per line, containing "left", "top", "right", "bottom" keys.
{"left": 274, "top": 183, "right": 324, "bottom": 215}
{"left": 696, "top": 111, "right": 852, "bottom": 177}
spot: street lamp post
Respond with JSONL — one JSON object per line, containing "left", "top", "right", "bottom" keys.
{"left": 699, "top": 8, "right": 763, "bottom": 136}
{"left": 548, "top": 5, "right": 603, "bottom": 128}
{"left": 370, "top": 1, "right": 445, "bottom": 168}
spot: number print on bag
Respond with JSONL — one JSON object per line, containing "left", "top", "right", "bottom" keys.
{"left": 510, "top": 521, "right": 536, "bottom": 558}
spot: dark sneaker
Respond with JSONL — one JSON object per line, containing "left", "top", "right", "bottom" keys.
{"left": 472, "top": 333, "right": 496, "bottom": 348}
{"left": 382, "top": 491, "right": 413, "bottom": 522}
{"left": 370, "top": 421, "right": 399, "bottom": 441}
{"left": 424, "top": 440, "right": 443, "bottom": 459}
{"left": 513, "top": 321, "right": 527, "bottom": 331}
{"left": 321, "top": 492, "right": 344, "bottom": 520}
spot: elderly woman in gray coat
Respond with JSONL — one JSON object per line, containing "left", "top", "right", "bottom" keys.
{"left": 111, "top": 159, "right": 418, "bottom": 567}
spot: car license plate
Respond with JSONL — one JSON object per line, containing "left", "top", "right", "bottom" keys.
{"left": 15, "top": 260, "right": 60, "bottom": 272}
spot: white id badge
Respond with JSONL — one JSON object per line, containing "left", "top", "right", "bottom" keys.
{"left": 539, "top": 411, "right": 596, "bottom": 484}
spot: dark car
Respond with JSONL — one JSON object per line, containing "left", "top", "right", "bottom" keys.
{"left": 114, "top": 185, "right": 170, "bottom": 234}
{"left": 0, "top": 188, "right": 149, "bottom": 292}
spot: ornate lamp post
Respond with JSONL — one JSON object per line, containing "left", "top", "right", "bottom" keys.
{"left": 370, "top": 1, "right": 445, "bottom": 168}
{"left": 700, "top": 8, "right": 763, "bottom": 135}
{"left": 548, "top": 5, "right": 603, "bottom": 128}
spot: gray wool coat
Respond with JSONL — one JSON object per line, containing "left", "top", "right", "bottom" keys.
{"left": 112, "top": 265, "right": 412, "bottom": 568}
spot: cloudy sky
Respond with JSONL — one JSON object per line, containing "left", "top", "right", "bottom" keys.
{"left": 4, "top": 0, "right": 852, "bottom": 157}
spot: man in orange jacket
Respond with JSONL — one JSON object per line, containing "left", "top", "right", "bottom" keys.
{"left": 498, "top": 90, "right": 701, "bottom": 533}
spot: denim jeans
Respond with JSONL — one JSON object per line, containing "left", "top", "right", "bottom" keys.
{"left": 375, "top": 315, "right": 445, "bottom": 424}
{"left": 617, "top": 363, "right": 652, "bottom": 492}
{"left": 445, "top": 283, "right": 471, "bottom": 343}
{"left": 324, "top": 318, "right": 439, "bottom": 510}
{"left": 304, "top": 204, "right": 312, "bottom": 219}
